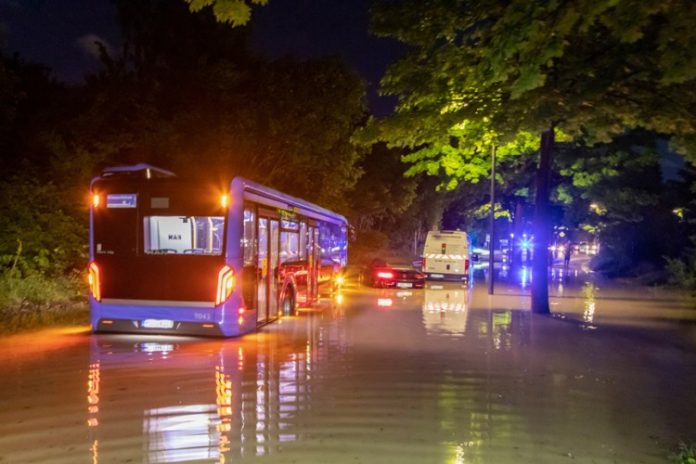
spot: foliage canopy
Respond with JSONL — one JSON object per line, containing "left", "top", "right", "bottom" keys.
{"left": 365, "top": 0, "right": 696, "bottom": 312}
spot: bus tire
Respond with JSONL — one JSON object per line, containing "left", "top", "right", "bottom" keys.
{"left": 282, "top": 288, "right": 296, "bottom": 316}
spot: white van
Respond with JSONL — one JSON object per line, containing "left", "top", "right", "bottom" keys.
{"left": 422, "top": 230, "right": 470, "bottom": 282}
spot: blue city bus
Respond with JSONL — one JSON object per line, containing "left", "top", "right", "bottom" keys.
{"left": 88, "top": 164, "right": 348, "bottom": 337}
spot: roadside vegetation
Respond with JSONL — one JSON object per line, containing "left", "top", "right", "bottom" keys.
{"left": 666, "top": 253, "right": 696, "bottom": 294}
{"left": 672, "top": 442, "right": 696, "bottom": 464}
{"left": 0, "top": 268, "right": 87, "bottom": 334}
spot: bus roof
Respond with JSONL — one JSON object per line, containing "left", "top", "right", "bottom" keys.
{"left": 232, "top": 177, "right": 347, "bottom": 226}
{"left": 91, "top": 164, "right": 347, "bottom": 226}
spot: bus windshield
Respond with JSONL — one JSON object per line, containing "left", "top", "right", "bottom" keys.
{"left": 143, "top": 216, "right": 225, "bottom": 255}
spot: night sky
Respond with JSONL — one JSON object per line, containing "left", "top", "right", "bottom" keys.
{"left": 0, "top": 0, "right": 402, "bottom": 116}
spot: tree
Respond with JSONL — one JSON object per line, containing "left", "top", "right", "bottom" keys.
{"left": 0, "top": 55, "right": 91, "bottom": 275}
{"left": 348, "top": 143, "right": 418, "bottom": 232}
{"left": 184, "top": 0, "right": 267, "bottom": 27}
{"left": 366, "top": 0, "right": 696, "bottom": 313}
{"left": 555, "top": 133, "right": 690, "bottom": 278}
{"left": 74, "top": 1, "right": 367, "bottom": 212}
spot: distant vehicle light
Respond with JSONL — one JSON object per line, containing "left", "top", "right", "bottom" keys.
{"left": 216, "top": 265, "right": 235, "bottom": 305}
{"left": 88, "top": 262, "right": 101, "bottom": 301}
{"left": 220, "top": 194, "right": 229, "bottom": 208}
{"left": 377, "top": 271, "right": 394, "bottom": 279}
{"left": 238, "top": 306, "right": 246, "bottom": 315}
{"left": 335, "top": 275, "right": 345, "bottom": 286}
{"left": 92, "top": 193, "right": 100, "bottom": 209}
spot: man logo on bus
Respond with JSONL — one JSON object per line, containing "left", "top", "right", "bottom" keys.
{"left": 168, "top": 234, "right": 182, "bottom": 240}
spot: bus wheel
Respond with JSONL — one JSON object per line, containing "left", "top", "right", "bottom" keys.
{"left": 282, "top": 291, "right": 296, "bottom": 316}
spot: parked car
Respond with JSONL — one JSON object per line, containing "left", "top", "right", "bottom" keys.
{"left": 365, "top": 259, "right": 426, "bottom": 288}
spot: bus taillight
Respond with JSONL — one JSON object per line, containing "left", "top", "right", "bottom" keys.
{"left": 88, "top": 262, "right": 101, "bottom": 301}
{"left": 216, "top": 265, "right": 235, "bottom": 305}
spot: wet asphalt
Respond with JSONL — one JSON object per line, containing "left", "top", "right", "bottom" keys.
{"left": 0, "top": 260, "right": 694, "bottom": 463}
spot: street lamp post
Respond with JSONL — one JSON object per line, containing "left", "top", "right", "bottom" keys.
{"left": 488, "top": 145, "right": 496, "bottom": 295}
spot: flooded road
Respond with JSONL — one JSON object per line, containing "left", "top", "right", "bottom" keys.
{"left": 0, "top": 273, "right": 694, "bottom": 463}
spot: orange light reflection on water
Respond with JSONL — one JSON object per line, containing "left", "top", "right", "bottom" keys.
{"left": 0, "top": 325, "right": 91, "bottom": 363}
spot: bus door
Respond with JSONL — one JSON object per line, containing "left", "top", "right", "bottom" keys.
{"left": 257, "top": 218, "right": 269, "bottom": 324}
{"left": 307, "top": 225, "right": 319, "bottom": 302}
{"left": 269, "top": 219, "right": 280, "bottom": 319}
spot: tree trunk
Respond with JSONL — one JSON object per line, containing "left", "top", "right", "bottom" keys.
{"left": 531, "top": 127, "right": 554, "bottom": 314}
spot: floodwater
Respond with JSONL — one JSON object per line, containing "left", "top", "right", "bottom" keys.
{"left": 0, "top": 267, "right": 694, "bottom": 463}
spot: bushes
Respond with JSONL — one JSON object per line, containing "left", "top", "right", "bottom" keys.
{"left": 666, "top": 254, "right": 696, "bottom": 293}
{"left": 348, "top": 230, "right": 389, "bottom": 266}
{"left": 0, "top": 177, "right": 88, "bottom": 277}
{"left": 0, "top": 175, "right": 89, "bottom": 332}
{"left": 671, "top": 442, "right": 696, "bottom": 464}
{"left": 0, "top": 267, "right": 83, "bottom": 307}
{"left": 0, "top": 267, "right": 87, "bottom": 334}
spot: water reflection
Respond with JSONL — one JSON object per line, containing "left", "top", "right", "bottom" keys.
{"left": 21, "top": 286, "right": 679, "bottom": 464}
{"left": 581, "top": 282, "right": 597, "bottom": 330}
{"left": 86, "top": 330, "right": 326, "bottom": 463}
{"left": 519, "top": 265, "right": 530, "bottom": 289}
{"left": 421, "top": 284, "right": 470, "bottom": 336}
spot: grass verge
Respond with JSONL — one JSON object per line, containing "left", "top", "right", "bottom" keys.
{"left": 672, "top": 442, "right": 696, "bottom": 464}
{"left": 0, "top": 271, "right": 89, "bottom": 334}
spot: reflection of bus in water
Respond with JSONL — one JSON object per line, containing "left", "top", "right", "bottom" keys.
{"left": 86, "top": 335, "right": 321, "bottom": 463}
{"left": 88, "top": 164, "right": 347, "bottom": 337}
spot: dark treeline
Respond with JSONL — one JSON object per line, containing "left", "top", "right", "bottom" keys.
{"left": 0, "top": 0, "right": 434, "bottom": 290}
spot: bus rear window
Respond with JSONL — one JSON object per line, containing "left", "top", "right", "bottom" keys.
{"left": 143, "top": 216, "right": 225, "bottom": 255}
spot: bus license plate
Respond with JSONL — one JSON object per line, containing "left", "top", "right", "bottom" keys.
{"left": 430, "top": 274, "right": 444, "bottom": 278}
{"left": 142, "top": 319, "right": 174, "bottom": 329}
{"left": 396, "top": 282, "right": 413, "bottom": 288}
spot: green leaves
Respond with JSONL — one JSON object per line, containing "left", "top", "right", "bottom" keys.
{"left": 369, "top": 0, "right": 696, "bottom": 193}
{"left": 184, "top": 0, "right": 268, "bottom": 26}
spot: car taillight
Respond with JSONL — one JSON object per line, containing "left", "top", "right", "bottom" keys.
{"left": 465, "top": 259, "right": 469, "bottom": 271}
{"left": 216, "top": 265, "right": 235, "bottom": 305}
{"left": 88, "top": 262, "right": 101, "bottom": 302}
{"left": 377, "top": 271, "right": 394, "bottom": 279}
{"left": 422, "top": 257, "right": 426, "bottom": 270}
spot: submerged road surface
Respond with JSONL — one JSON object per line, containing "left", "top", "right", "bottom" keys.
{"left": 0, "top": 274, "right": 694, "bottom": 463}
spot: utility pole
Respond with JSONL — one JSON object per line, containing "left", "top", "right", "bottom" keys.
{"left": 488, "top": 145, "right": 496, "bottom": 295}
